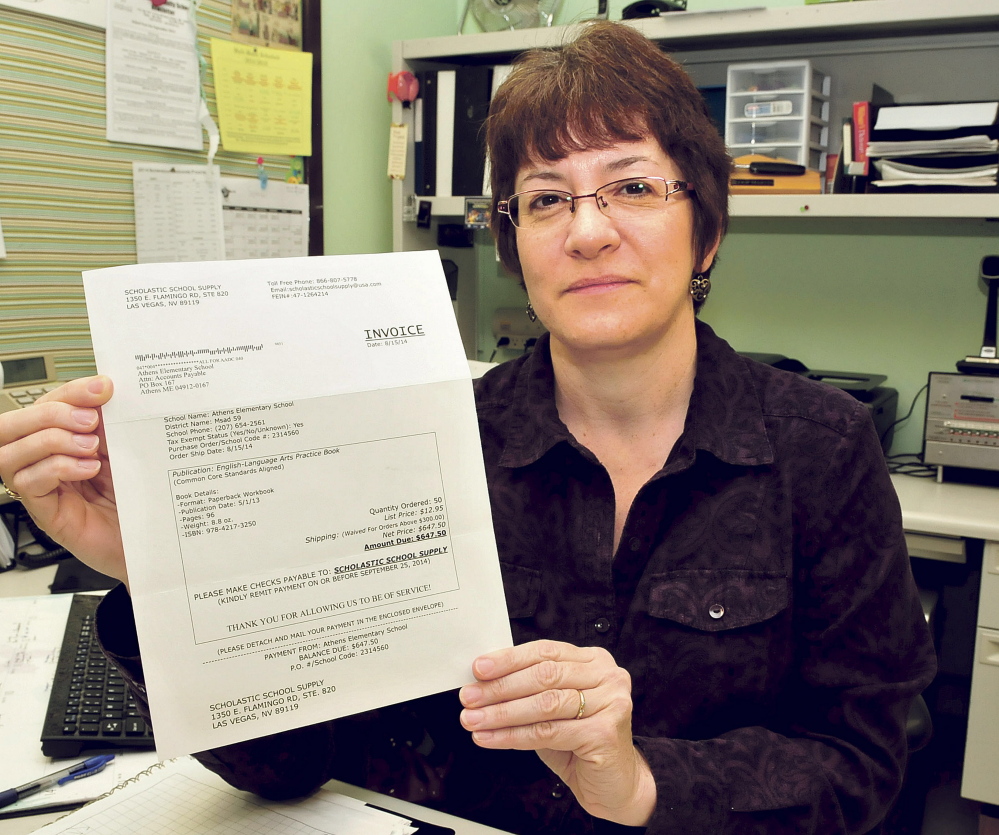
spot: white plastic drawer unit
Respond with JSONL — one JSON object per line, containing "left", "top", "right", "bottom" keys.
{"left": 724, "top": 59, "right": 830, "bottom": 170}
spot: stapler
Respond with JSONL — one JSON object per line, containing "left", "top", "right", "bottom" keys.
{"left": 730, "top": 154, "right": 821, "bottom": 195}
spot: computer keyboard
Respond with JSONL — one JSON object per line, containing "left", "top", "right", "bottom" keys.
{"left": 41, "top": 594, "right": 155, "bottom": 758}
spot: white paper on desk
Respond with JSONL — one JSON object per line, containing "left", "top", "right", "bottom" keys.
{"left": 0, "top": 595, "right": 159, "bottom": 815}
{"left": 106, "top": 0, "right": 202, "bottom": 151}
{"left": 37, "top": 755, "right": 419, "bottom": 835}
{"left": 82, "top": 251, "right": 512, "bottom": 759}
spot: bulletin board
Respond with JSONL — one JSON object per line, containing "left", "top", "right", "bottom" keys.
{"left": 0, "top": 0, "right": 323, "bottom": 380}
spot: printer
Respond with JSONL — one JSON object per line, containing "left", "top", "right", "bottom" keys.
{"left": 740, "top": 353, "right": 898, "bottom": 454}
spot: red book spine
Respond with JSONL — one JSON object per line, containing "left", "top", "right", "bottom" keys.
{"left": 852, "top": 100, "right": 870, "bottom": 177}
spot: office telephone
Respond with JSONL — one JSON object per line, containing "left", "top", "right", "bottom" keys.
{"left": 0, "top": 350, "right": 62, "bottom": 413}
{"left": 0, "top": 500, "right": 72, "bottom": 570}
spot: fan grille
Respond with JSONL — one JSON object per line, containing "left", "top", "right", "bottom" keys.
{"left": 468, "top": 0, "right": 560, "bottom": 32}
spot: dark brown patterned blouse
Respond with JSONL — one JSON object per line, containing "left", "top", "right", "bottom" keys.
{"left": 98, "top": 320, "right": 935, "bottom": 835}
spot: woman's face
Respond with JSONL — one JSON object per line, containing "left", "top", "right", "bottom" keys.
{"left": 513, "top": 137, "right": 717, "bottom": 359}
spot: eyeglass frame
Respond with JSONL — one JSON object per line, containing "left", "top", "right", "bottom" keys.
{"left": 496, "top": 177, "right": 695, "bottom": 229}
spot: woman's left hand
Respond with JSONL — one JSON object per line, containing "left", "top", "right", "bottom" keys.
{"left": 458, "top": 640, "right": 656, "bottom": 826}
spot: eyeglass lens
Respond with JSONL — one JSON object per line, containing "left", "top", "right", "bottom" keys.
{"left": 508, "top": 178, "right": 687, "bottom": 228}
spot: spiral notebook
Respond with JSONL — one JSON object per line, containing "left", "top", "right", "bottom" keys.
{"left": 38, "top": 756, "right": 472, "bottom": 835}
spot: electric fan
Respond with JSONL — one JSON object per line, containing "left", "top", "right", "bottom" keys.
{"left": 462, "top": 0, "right": 562, "bottom": 33}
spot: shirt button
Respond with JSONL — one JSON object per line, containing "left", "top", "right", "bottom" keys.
{"left": 629, "top": 536, "right": 642, "bottom": 552}
{"left": 709, "top": 603, "right": 725, "bottom": 619}
{"left": 593, "top": 617, "right": 611, "bottom": 633}
{"left": 551, "top": 781, "right": 565, "bottom": 799}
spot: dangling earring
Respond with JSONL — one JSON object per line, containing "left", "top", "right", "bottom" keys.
{"left": 689, "top": 273, "right": 711, "bottom": 304}
{"left": 526, "top": 300, "right": 538, "bottom": 323}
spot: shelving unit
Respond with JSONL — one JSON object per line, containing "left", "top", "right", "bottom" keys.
{"left": 390, "top": 0, "right": 999, "bottom": 353}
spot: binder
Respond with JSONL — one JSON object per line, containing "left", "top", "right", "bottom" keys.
{"left": 415, "top": 71, "right": 437, "bottom": 196}
{"left": 832, "top": 118, "right": 867, "bottom": 194}
{"left": 482, "top": 65, "right": 512, "bottom": 195}
{"left": 435, "top": 69, "right": 456, "bottom": 198}
{"left": 451, "top": 66, "right": 493, "bottom": 197}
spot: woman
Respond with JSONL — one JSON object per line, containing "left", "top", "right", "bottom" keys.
{"left": 0, "top": 22, "right": 933, "bottom": 834}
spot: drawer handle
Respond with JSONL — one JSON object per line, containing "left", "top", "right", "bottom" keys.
{"left": 979, "top": 635, "right": 999, "bottom": 667}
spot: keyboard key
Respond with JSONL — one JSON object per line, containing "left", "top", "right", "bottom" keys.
{"left": 124, "top": 718, "right": 148, "bottom": 735}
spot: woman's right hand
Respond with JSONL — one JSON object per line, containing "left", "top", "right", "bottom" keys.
{"left": 0, "top": 375, "right": 127, "bottom": 586}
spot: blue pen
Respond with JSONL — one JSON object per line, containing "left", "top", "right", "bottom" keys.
{"left": 0, "top": 754, "right": 114, "bottom": 809}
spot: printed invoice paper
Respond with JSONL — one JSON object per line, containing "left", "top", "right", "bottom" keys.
{"left": 83, "top": 252, "right": 512, "bottom": 759}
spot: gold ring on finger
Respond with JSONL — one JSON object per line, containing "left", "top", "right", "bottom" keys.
{"left": 575, "top": 689, "right": 586, "bottom": 720}
{"left": 2, "top": 481, "right": 23, "bottom": 501}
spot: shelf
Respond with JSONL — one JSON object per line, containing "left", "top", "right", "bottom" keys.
{"left": 730, "top": 193, "right": 999, "bottom": 219}
{"left": 417, "top": 193, "right": 999, "bottom": 221}
{"left": 400, "top": 0, "right": 998, "bottom": 62}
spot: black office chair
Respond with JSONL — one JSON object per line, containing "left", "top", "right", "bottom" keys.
{"left": 875, "top": 694, "right": 933, "bottom": 835}
{"left": 878, "top": 588, "right": 938, "bottom": 834}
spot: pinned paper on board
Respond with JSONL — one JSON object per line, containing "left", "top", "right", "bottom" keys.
{"left": 105, "top": 0, "right": 204, "bottom": 152}
{"left": 132, "top": 163, "right": 226, "bottom": 264}
{"left": 220, "top": 175, "right": 309, "bottom": 259}
{"left": 0, "top": 0, "right": 104, "bottom": 29}
{"left": 210, "top": 38, "right": 313, "bottom": 157}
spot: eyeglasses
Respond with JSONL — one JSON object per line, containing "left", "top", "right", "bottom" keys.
{"left": 497, "top": 177, "right": 694, "bottom": 230}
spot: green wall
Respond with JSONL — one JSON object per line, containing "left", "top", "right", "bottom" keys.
{"left": 320, "top": 3, "right": 457, "bottom": 258}
{"left": 702, "top": 219, "right": 998, "bottom": 456}
{"left": 321, "top": 1, "right": 999, "bottom": 457}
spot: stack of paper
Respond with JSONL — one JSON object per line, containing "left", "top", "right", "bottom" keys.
{"left": 866, "top": 101, "right": 999, "bottom": 191}
{"left": 872, "top": 158, "right": 999, "bottom": 189}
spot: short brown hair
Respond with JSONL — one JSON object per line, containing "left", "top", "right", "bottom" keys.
{"left": 486, "top": 21, "right": 730, "bottom": 287}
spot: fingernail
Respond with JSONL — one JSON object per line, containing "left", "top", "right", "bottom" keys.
{"left": 472, "top": 730, "right": 494, "bottom": 743}
{"left": 460, "top": 685, "right": 481, "bottom": 705}
{"left": 475, "top": 657, "right": 494, "bottom": 676}
{"left": 87, "top": 377, "right": 106, "bottom": 394}
{"left": 72, "top": 409, "right": 96, "bottom": 427}
{"left": 72, "top": 434, "right": 99, "bottom": 450}
{"left": 462, "top": 709, "right": 484, "bottom": 728}
{"left": 79, "top": 459, "right": 100, "bottom": 473}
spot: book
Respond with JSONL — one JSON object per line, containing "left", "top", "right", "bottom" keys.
{"left": 832, "top": 118, "right": 866, "bottom": 194}
{"left": 851, "top": 101, "right": 870, "bottom": 177}
{"left": 851, "top": 84, "right": 895, "bottom": 177}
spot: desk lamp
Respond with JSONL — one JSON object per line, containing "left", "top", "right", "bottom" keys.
{"left": 957, "top": 255, "right": 999, "bottom": 376}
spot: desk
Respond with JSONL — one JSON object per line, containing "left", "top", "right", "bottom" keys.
{"left": 3, "top": 475, "right": 999, "bottom": 825}
{"left": 0, "top": 778, "right": 511, "bottom": 835}
{"left": 893, "top": 474, "right": 999, "bottom": 807}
